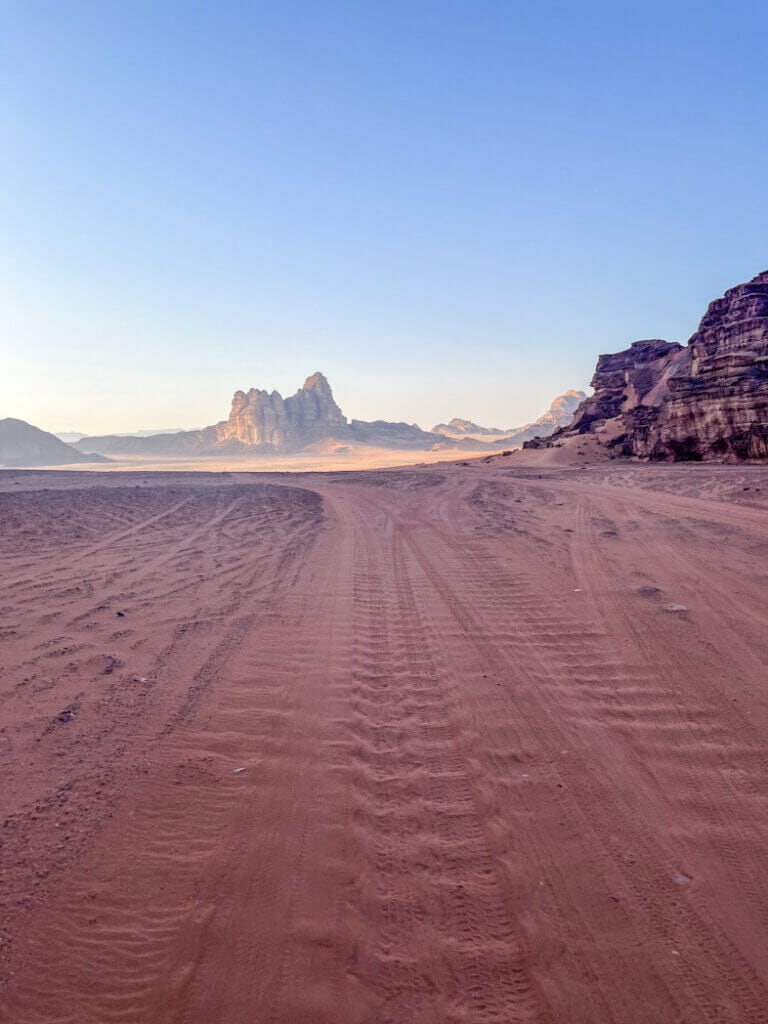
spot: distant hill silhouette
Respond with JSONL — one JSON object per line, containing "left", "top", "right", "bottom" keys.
{"left": 432, "top": 390, "right": 586, "bottom": 446}
{"left": 56, "top": 428, "right": 193, "bottom": 443}
{"left": 0, "top": 418, "right": 111, "bottom": 467}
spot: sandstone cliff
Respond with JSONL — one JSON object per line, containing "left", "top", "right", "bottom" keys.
{"left": 525, "top": 271, "right": 768, "bottom": 461}
{"left": 216, "top": 372, "right": 350, "bottom": 449}
{"left": 645, "top": 272, "right": 768, "bottom": 459}
{"left": 77, "top": 374, "right": 350, "bottom": 456}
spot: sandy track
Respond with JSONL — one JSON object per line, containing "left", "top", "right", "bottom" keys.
{"left": 1, "top": 463, "right": 767, "bottom": 1023}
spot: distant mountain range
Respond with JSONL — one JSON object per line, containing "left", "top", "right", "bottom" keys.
{"left": 2, "top": 377, "right": 585, "bottom": 467}
{"left": 56, "top": 428, "right": 192, "bottom": 443}
{"left": 431, "top": 390, "right": 586, "bottom": 447}
{"left": 72, "top": 374, "right": 584, "bottom": 457}
{"left": 0, "top": 418, "right": 110, "bottom": 467}
{"left": 72, "top": 374, "right": 448, "bottom": 455}
{"left": 431, "top": 418, "right": 509, "bottom": 436}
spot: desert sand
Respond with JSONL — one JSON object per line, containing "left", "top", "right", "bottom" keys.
{"left": 22, "top": 444, "right": 502, "bottom": 475}
{"left": 1, "top": 458, "right": 768, "bottom": 1023}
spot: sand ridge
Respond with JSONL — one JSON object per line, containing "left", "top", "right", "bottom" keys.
{"left": 1, "top": 462, "right": 768, "bottom": 1022}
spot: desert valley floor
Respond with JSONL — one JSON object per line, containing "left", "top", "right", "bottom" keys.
{"left": 1, "top": 460, "right": 768, "bottom": 1024}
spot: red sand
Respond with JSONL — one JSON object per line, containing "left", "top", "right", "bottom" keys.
{"left": 1, "top": 460, "right": 768, "bottom": 1023}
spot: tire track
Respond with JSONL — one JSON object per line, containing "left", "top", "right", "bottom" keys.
{"left": 340, "top": 499, "right": 546, "bottom": 1023}
{"left": 397, "top": 494, "right": 768, "bottom": 1024}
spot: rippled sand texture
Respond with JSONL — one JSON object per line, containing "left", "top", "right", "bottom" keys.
{"left": 1, "top": 461, "right": 768, "bottom": 1024}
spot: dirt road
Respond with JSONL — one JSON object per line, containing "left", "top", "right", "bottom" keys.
{"left": 1, "top": 462, "right": 767, "bottom": 1023}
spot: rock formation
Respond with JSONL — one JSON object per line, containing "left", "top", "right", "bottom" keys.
{"left": 75, "top": 373, "right": 458, "bottom": 456}
{"left": 560, "top": 341, "right": 688, "bottom": 436}
{"left": 76, "top": 374, "right": 350, "bottom": 456}
{"left": 0, "top": 418, "right": 111, "bottom": 467}
{"left": 216, "top": 372, "right": 350, "bottom": 449}
{"left": 525, "top": 271, "right": 768, "bottom": 461}
{"left": 646, "top": 272, "right": 768, "bottom": 459}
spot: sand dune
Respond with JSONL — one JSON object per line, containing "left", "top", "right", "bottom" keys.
{"left": 1, "top": 461, "right": 768, "bottom": 1023}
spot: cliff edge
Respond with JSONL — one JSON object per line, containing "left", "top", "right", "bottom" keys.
{"left": 525, "top": 271, "right": 768, "bottom": 461}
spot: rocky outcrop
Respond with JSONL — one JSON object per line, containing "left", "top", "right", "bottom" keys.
{"left": 525, "top": 271, "right": 768, "bottom": 461}
{"left": 0, "top": 418, "right": 111, "bottom": 467}
{"left": 643, "top": 273, "right": 768, "bottom": 459}
{"left": 77, "top": 374, "right": 352, "bottom": 456}
{"left": 216, "top": 372, "right": 350, "bottom": 449}
{"left": 564, "top": 341, "right": 688, "bottom": 434}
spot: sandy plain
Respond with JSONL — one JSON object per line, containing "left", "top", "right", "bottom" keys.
{"left": 1, "top": 457, "right": 767, "bottom": 1024}
{"left": 51, "top": 443, "right": 491, "bottom": 475}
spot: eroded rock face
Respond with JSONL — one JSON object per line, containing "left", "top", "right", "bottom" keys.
{"left": 644, "top": 272, "right": 768, "bottom": 460}
{"left": 566, "top": 341, "right": 688, "bottom": 434}
{"left": 526, "top": 271, "right": 768, "bottom": 461}
{"left": 216, "top": 372, "right": 350, "bottom": 450}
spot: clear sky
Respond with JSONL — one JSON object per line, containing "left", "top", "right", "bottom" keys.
{"left": 3, "top": 0, "right": 767, "bottom": 435}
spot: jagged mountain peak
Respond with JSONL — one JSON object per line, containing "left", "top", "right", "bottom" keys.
{"left": 302, "top": 371, "right": 332, "bottom": 392}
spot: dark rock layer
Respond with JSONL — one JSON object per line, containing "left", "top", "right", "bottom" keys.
{"left": 526, "top": 271, "right": 768, "bottom": 461}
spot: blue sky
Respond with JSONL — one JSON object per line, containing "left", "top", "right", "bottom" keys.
{"left": 3, "top": 0, "right": 767, "bottom": 434}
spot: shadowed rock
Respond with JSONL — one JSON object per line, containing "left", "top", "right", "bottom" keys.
{"left": 525, "top": 271, "right": 768, "bottom": 461}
